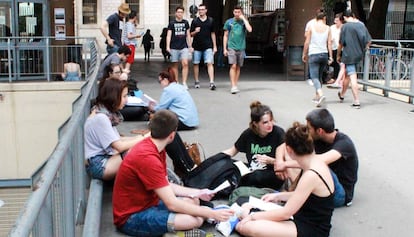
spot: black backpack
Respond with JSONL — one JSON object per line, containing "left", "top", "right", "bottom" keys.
{"left": 183, "top": 152, "right": 241, "bottom": 199}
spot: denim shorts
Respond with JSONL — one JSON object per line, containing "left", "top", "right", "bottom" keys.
{"left": 331, "top": 170, "right": 346, "bottom": 207}
{"left": 345, "top": 64, "right": 357, "bottom": 76}
{"left": 119, "top": 200, "right": 176, "bottom": 236}
{"left": 227, "top": 48, "right": 245, "bottom": 67}
{"left": 170, "top": 48, "right": 190, "bottom": 62}
{"left": 193, "top": 48, "right": 214, "bottom": 64}
{"left": 85, "top": 155, "right": 109, "bottom": 180}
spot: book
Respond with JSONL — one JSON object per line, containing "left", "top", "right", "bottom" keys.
{"left": 126, "top": 90, "right": 157, "bottom": 107}
{"left": 248, "top": 196, "right": 283, "bottom": 211}
{"left": 233, "top": 161, "right": 252, "bottom": 176}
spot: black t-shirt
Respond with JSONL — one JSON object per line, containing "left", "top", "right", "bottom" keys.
{"left": 314, "top": 130, "right": 359, "bottom": 203}
{"left": 190, "top": 17, "right": 214, "bottom": 50}
{"left": 235, "top": 125, "right": 285, "bottom": 170}
{"left": 168, "top": 19, "right": 190, "bottom": 50}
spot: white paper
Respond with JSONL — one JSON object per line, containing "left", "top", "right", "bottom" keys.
{"left": 212, "top": 180, "right": 231, "bottom": 193}
{"left": 248, "top": 196, "right": 283, "bottom": 211}
{"left": 234, "top": 161, "right": 251, "bottom": 176}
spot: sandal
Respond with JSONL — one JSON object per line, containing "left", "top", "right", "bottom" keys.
{"left": 337, "top": 92, "right": 344, "bottom": 102}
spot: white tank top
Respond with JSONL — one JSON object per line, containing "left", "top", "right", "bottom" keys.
{"left": 309, "top": 24, "right": 329, "bottom": 55}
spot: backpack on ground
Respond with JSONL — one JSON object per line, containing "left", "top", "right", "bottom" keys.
{"left": 183, "top": 152, "right": 241, "bottom": 199}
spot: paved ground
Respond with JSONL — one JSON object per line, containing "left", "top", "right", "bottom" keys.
{"left": 100, "top": 56, "right": 414, "bottom": 236}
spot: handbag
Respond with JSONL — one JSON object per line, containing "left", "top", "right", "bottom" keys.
{"left": 184, "top": 142, "right": 205, "bottom": 166}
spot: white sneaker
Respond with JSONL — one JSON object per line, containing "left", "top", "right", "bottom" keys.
{"left": 316, "top": 96, "right": 326, "bottom": 107}
{"left": 307, "top": 79, "right": 314, "bottom": 86}
{"left": 183, "top": 83, "right": 189, "bottom": 90}
{"left": 230, "top": 86, "right": 240, "bottom": 94}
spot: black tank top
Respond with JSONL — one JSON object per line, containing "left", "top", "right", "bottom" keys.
{"left": 294, "top": 169, "right": 335, "bottom": 237}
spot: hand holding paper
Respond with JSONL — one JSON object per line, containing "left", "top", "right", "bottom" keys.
{"left": 188, "top": 180, "right": 231, "bottom": 200}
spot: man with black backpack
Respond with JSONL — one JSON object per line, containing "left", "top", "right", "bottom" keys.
{"left": 113, "top": 110, "right": 234, "bottom": 237}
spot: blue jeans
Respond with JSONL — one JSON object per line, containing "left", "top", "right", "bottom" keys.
{"left": 106, "top": 44, "right": 119, "bottom": 55}
{"left": 193, "top": 48, "right": 214, "bottom": 64}
{"left": 309, "top": 53, "right": 328, "bottom": 90}
{"left": 345, "top": 64, "right": 357, "bottom": 76}
{"left": 119, "top": 200, "right": 175, "bottom": 236}
{"left": 331, "top": 170, "right": 346, "bottom": 207}
{"left": 85, "top": 155, "right": 109, "bottom": 180}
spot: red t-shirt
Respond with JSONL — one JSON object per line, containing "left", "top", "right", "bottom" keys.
{"left": 112, "top": 137, "right": 169, "bottom": 227}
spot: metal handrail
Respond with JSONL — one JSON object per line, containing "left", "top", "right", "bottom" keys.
{"left": 8, "top": 37, "right": 101, "bottom": 237}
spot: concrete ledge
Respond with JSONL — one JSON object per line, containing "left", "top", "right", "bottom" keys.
{"left": 82, "top": 179, "right": 103, "bottom": 237}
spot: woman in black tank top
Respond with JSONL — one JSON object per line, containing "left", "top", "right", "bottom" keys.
{"left": 236, "top": 122, "right": 335, "bottom": 237}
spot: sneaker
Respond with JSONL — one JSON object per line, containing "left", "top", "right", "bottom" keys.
{"left": 176, "top": 228, "right": 208, "bottom": 237}
{"left": 230, "top": 86, "right": 240, "bottom": 94}
{"left": 209, "top": 82, "right": 216, "bottom": 90}
{"left": 337, "top": 92, "right": 344, "bottom": 102}
{"left": 351, "top": 104, "right": 361, "bottom": 109}
{"left": 306, "top": 79, "right": 314, "bottom": 86}
{"left": 194, "top": 81, "right": 200, "bottom": 89}
{"left": 316, "top": 96, "right": 325, "bottom": 107}
{"left": 327, "top": 83, "right": 341, "bottom": 89}
{"left": 183, "top": 83, "right": 189, "bottom": 90}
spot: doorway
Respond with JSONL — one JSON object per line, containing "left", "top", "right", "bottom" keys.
{"left": 0, "top": 0, "right": 49, "bottom": 81}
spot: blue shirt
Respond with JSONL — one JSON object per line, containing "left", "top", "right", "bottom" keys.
{"left": 154, "top": 82, "right": 199, "bottom": 127}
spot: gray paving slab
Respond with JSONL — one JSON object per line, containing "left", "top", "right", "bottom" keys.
{"left": 99, "top": 58, "right": 414, "bottom": 236}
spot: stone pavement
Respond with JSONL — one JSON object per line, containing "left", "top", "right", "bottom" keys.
{"left": 100, "top": 57, "right": 414, "bottom": 237}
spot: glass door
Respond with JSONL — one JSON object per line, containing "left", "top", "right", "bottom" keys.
{"left": 16, "top": 1, "right": 46, "bottom": 79}
{"left": 0, "top": 0, "right": 48, "bottom": 81}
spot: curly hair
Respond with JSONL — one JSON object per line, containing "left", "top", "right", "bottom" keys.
{"left": 285, "top": 122, "right": 314, "bottom": 156}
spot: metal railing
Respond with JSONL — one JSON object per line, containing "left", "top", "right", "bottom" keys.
{"left": 8, "top": 37, "right": 100, "bottom": 237}
{"left": 0, "top": 37, "right": 98, "bottom": 82}
{"left": 358, "top": 40, "right": 414, "bottom": 103}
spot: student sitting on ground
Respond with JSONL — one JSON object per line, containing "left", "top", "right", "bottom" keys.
{"left": 149, "top": 67, "right": 199, "bottom": 131}
{"left": 275, "top": 108, "right": 358, "bottom": 207}
{"left": 84, "top": 78, "right": 147, "bottom": 180}
{"left": 113, "top": 110, "right": 234, "bottom": 236}
{"left": 222, "top": 101, "right": 285, "bottom": 190}
{"left": 236, "top": 122, "right": 335, "bottom": 237}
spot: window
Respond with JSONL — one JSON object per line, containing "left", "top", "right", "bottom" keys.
{"left": 169, "top": 0, "right": 183, "bottom": 22}
{"left": 82, "top": 0, "right": 97, "bottom": 24}
{"left": 127, "top": 0, "right": 140, "bottom": 25}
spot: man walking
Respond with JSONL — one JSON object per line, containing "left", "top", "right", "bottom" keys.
{"left": 337, "top": 10, "right": 371, "bottom": 109}
{"left": 190, "top": 4, "right": 217, "bottom": 90}
{"left": 100, "top": 3, "right": 131, "bottom": 55}
{"left": 223, "top": 5, "right": 252, "bottom": 94}
{"left": 167, "top": 6, "right": 192, "bottom": 89}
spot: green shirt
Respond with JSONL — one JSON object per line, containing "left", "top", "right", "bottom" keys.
{"left": 223, "top": 18, "right": 246, "bottom": 50}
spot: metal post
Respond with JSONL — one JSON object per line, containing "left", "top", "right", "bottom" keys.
{"left": 45, "top": 38, "right": 51, "bottom": 81}
{"left": 363, "top": 49, "right": 370, "bottom": 91}
{"left": 410, "top": 58, "right": 414, "bottom": 104}
{"left": 384, "top": 52, "right": 392, "bottom": 97}
{"left": 7, "top": 38, "right": 12, "bottom": 83}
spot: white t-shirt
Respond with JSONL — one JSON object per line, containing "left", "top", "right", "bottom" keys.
{"left": 330, "top": 24, "right": 341, "bottom": 50}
